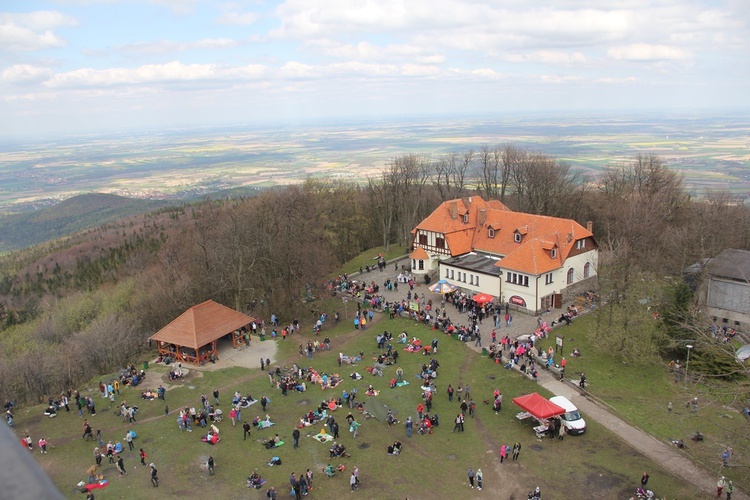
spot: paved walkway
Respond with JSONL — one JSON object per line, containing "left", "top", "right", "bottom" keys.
{"left": 354, "top": 264, "right": 747, "bottom": 499}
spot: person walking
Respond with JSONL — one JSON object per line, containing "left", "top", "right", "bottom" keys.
{"left": 500, "top": 444, "right": 507, "bottom": 463}
{"left": 213, "top": 389, "right": 220, "bottom": 406}
{"left": 94, "top": 447, "right": 102, "bottom": 466}
{"left": 207, "top": 455, "right": 215, "bottom": 475}
{"left": 116, "top": 456, "right": 126, "bottom": 477}
{"left": 476, "top": 469, "right": 483, "bottom": 491}
{"left": 474, "top": 333, "right": 482, "bottom": 347}
{"left": 727, "top": 479, "right": 734, "bottom": 500}
{"left": 405, "top": 417, "right": 413, "bottom": 438}
{"left": 150, "top": 463, "right": 159, "bottom": 487}
{"left": 447, "top": 385, "right": 454, "bottom": 402}
{"left": 243, "top": 421, "right": 251, "bottom": 440}
{"left": 351, "top": 420, "right": 360, "bottom": 438}
{"left": 641, "top": 472, "right": 649, "bottom": 487}
{"left": 717, "top": 476, "right": 727, "bottom": 498}
{"left": 350, "top": 471, "right": 358, "bottom": 491}
{"left": 38, "top": 437, "right": 47, "bottom": 453}
{"left": 468, "top": 467, "right": 476, "bottom": 488}
{"left": 139, "top": 448, "right": 147, "bottom": 466}
{"left": 125, "top": 431, "right": 134, "bottom": 451}
{"left": 292, "top": 428, "right": 300, "bottom": 448}
{"left": 512, "top": 442, "right": 521, "bottom": 461}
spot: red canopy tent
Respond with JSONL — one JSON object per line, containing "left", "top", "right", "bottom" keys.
{"left": 472, "top": 292, "right": 494, "bottom": 305}
{"left": 512, "top": 393, "right": 565, "bottom": 419}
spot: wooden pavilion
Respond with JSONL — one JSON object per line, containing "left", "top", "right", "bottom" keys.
{"left": 150, "top": 300, "right": 256, "bottom": 365}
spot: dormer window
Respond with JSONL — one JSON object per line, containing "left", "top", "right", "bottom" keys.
{"left": 576, "top": 239, "right": 586, "bottom": 249}
{"left": 463, "top": 213, "right": 469, "bottom": 223}
{"left": 488, "top": 228, "right": 495, "bottom": 238}
{"left": 551, "top": 248, "right": 557, "bottom": 258}
{"left": 514, "top": 232, "right": 522, "bottom": 243}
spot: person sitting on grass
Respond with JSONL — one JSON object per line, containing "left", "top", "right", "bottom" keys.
{"left": 387, "top": 441, "right": 402, "bottom": 455}
{"left": 263, "top": 434, "right": 280, "bottom": 449}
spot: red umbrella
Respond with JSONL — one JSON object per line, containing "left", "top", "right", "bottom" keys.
{"left": 472, "top": 293, "right": 494, "bottom": 305}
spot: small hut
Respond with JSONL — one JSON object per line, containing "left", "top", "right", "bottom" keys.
{"left": 150, "top": 300, "right": 255, "bottom": 365}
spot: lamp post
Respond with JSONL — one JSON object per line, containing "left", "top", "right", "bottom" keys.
{"left": 685, "top": 344, "right": 693, "bottom": 385}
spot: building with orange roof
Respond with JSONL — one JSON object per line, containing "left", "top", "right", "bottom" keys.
{"left": 410, "top": 196, "right": 598, "bottom": 314}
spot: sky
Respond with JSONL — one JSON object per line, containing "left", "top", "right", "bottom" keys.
{"left": 1, "top": 0, "right": 749, "bottom": 138}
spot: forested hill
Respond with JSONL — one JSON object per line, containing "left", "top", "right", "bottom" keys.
{"left": 0, "top": 193, "right": 172, "bottom": 252}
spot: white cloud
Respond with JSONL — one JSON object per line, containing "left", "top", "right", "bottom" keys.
{"left": 0, "top": 10, "right": 78, "bottom": 52}
{"left": 44, "top": 61, "right": 268, "bottom": 88}
{"left": 0, "top": 64, "right": 54, "bottom": 84}
{"left": 504, "top": 50, "right": 589, "bottom": 66}
{"left": 608, "top": 44, "right": 691, "bottom": 61}
{"left": 596, "top": 76, "right": 639, "bottom": 84}
{"left": 538, "top": 74, "right": 582, "bottom": 84}
{"left": 117, "top": 38, "right": 241, "bottom": 56}
{"left": 0, "top": 11, "right": 78, "bottom": 30}
{"left": 305, "top": 38, "right": 444, "bottom": 64}
{"left": 148, "top": 0, "right": 199, "bottom": 15}
{"left": 215, "top": 11, "right": 259, "bottom": 25}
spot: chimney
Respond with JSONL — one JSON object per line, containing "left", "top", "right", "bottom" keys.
{"left": 449, "top": 201, "right": 458, "bottom": 219}
{"left": 586, "top": 221, "right": 593, "bottom": 233}
{"left": 566, "top": 232, "right": 573, "bottom": 244}
{"left": 478, "top": 209, "right": 486, "bottom": 227}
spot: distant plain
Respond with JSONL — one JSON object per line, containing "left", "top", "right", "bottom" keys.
{"left": 1, "top": 112, "right": 749, "bottom": 214}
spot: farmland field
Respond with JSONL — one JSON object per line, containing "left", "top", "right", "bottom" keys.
{"left": 1, "top": 111, "right": 749, "bottom": 214}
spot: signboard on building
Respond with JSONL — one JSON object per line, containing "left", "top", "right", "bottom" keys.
{"left": 509, "top": 295, "right": 526, "bottom": 307}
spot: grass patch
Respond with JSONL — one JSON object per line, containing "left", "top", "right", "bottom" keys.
{"left": 534, "top": 312, "right": 750, "bottom": 491}
{"left": 16, "top": 311, "right": 698, "bottom": 499}
{"left": 335, "top": 245, "right": 406, "bottom": 276}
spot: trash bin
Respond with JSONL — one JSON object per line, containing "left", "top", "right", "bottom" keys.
{"left": 453, "top": 334, "right": 459, "bottom": 341}
{"left": 260, "top": 336, "right": 266, "bottom": 341}
{"left": 143, "top": 361, "right": 149, "bottom": 370}
{"left": 481, "top": 348, "right": 488, "bottom": 356}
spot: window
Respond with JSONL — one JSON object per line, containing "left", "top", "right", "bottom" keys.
{"left": 418, "top": 260, "right": 424, "bottom": 270}
{"left": 583, "top": 262, "right": 590, "bottom": 278}
{"left": 463, "top": 213, "right": 469, "bottom": 223}
{"left": 576, "top": 239, "right": 586, "bottom": 250}
{"left": 505, "top": 272, "right": 529, "bottom": 287}
{"left": 469, "top": 275, "right": 474, "bottom": 285}
{"left": 418, "top": 234, "right": 427, "bottom": 246}
{"left": 450, "top": 269, "right": 454, "bottom": 280}
{"left": 550, "top": 248, "right": 557, "bottom": 258}
{"left": 476, "top": 275, "right": 480, "bottom": 286}
{"left": 514, "top": 233, "right": 521, "bottom": 243}
{"left": 412, "top": 259, "right": 416, "bottom": 269}
{"left": 435, "top": 236, "right": 445, "bottom": 248}
{"left": 488, "top": 228, "right": 495, "bottom": 238}
{"left": 567, "top": 268, "right": 574, "bottom": 284}
{"left": 545, "top": 273, "right": 553, "bottom": 285}
{"left": 445, "top": 267, "right": 449, "bottom": 278}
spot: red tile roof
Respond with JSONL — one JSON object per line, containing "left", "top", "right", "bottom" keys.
{"left": 414, "top": 195, "right": 594, "bottom": 275}
{"left": 150, "top": 300, "right": 255, "bottom": 350}
{"left": 410, "top": 247, "right": 429, "bottom": 260}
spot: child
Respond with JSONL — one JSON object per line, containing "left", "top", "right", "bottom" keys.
{"left": 140, "top": 448, "right": 147, "bottom": 466}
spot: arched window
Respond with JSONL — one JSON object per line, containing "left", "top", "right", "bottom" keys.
{"left": 567, "top": 268, "right": 574, "bottom": 284}
{"left": 583, "top": 262, "right": 591, "bottom": 278}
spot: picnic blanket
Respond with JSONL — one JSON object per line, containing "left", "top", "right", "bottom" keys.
{"left": 395, "top": 381, "right": 410, "bottom": 387}
{"left": 273, "top": 440, "right": 285, "bottom": 448}
{"left": 403, "top": 345, "right": 421, "bottom": 353}
{"left": 365, "top": 390, "right": 380, "bottom": 396}
{"left": 314, "top": 433, "right": 334, "bottom": 443}
{"left": 257, "top": 420, "right": 275, "bottom": 429}
{"left": 83, "top": 481, "right": 109, "bottom": 492}
{"left": 239, "top": 398, "right": 258, "bottom": 408}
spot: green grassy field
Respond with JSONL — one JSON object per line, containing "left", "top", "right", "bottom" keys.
{"left": 533, "top": 312, "right": 750, "bottom": 492}
{"left": 13, "top": 301, "right": 701, "bottom": 499}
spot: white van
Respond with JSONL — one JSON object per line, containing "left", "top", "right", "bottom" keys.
{"left": 550, "top": 396, "right": 586, "bottom": 435}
